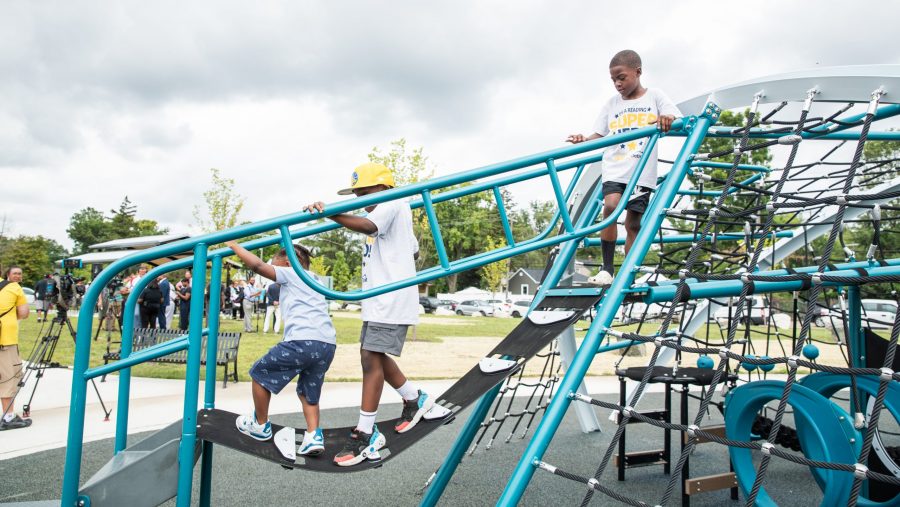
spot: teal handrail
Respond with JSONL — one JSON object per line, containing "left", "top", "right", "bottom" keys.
{"left": 60, "top": 118, "right": 682, "bottom": 507}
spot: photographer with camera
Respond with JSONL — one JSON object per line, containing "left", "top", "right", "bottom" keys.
{"left": 1, "top": 266, "right": 32, "bottom": 430}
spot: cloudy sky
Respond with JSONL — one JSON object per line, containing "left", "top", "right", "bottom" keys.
{"left": 3, "top": 1, "right": 899, "bottom": 250}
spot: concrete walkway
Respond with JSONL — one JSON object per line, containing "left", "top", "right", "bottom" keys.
{"left": 0, "top": 364, "right": 680, "bottom": 460}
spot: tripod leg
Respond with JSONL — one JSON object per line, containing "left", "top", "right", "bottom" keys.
{"left": 65, "top": 317, "right": 112, "bottom": 421}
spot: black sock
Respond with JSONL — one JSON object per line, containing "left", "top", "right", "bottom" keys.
{"left": 601, "top": 240, "right": 615, "bottom": 275}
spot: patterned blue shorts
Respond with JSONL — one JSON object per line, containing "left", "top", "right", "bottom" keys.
{"left": 249, "top": 340, "right": 336, "bottom": 404}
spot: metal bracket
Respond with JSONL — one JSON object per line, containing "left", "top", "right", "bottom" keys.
{"left": 479, "top": 357, "right": 518, "bottom": 374}
{"left": 528, "top": 310, "right": 575, "bottom": 325}
{"left": 274, "top": 427, "right": 296, "bottom": 462}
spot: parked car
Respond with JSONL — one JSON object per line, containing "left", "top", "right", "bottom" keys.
{"left": 817, "top": 299, "right": 897, "bottom": 330}
{"left": 713, "top": 295, "right": 770, "bottom": 325}
{"left": 22, "top": 287, "right": 35, "bottom": 305}
{"left": 439, "top": 299, "right": 457, "bottom": 311}
{"left": 419, "top": 296, "right": 442, "bottom": 314}
{"left": 510, "top": 300, "right": 532, "bottom": 318}
{"left": 486, "top": 299, "right": 512, "bottom": 316}
{"left": 456, "top": 300, "right": 495, "bottom": 316}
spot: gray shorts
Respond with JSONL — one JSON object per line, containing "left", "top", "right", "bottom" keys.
{"left": 360, "top": 321, "right": 409, "bottom": 356}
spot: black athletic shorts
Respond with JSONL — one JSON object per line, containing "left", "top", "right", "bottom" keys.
{"left": 601, "top": 181, "right": 653, "bottom": 214}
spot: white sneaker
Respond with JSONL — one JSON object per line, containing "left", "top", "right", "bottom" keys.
{"left": 235, "top": 412, "right": 272, "bottom": 441}
{"left": 298, "top": 428, "right": 325, "bottom": 456}
{"left": 588, "top": 270, "right": 614, "bottom": 286}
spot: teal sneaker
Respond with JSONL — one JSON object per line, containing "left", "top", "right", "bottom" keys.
{"left": 395, "top": 390, "right": 434, "bottom": 433}
{"left": 333, "top": 426, "right": 386, "bottom": 467}
{"left": 299, "top": 428, "right": 325, "bottom": 456}
{"left": 235, "top": 412, "right": 272, "bottom": 441}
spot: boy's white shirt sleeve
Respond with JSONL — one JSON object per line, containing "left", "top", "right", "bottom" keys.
{"left": 655, "top": 89, "right": 683, "bottom": 118}
{"left": 592, "top": 98, "right": 612, "bottom": 136}
{"left": 366, "top": 200, "right": 399, "bottom": 237}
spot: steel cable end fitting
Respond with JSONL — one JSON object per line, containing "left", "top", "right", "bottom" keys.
{"left": 687, "top": 424, "right": 699, "bottom": 438}
{"left": 777, "top": 134, "right": 802, "bottom": 145}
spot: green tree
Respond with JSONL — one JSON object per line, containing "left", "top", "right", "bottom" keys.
{"left": 368, "top": 138, "right": 434, "bottom": 186}
{"left": 193, "top": 168, "right": 246, "bottom": 232}
{"left": 309, "top": 256, "right": 330, "bottom": 277}
{"left": 0, "top": 235, "right": 68, "bottom": 286}
{"left": 480, "top": 237, "right": 510, "bottom": 296}
{"left": 67, "top": 198, "right": 167, "bottom": 255}
{"left": 67, "top": 207, "right": 113, "bottom": 254}
{"left": 330, "top": 252, "right": 352, "bottom": 292}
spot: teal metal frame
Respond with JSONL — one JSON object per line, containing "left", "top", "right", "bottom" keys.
{"left": 57, "top": 88, "right": 900, "bottom": 506}
{"left": 59, "top": 116, "right": 680, "bottom": 506}
{"left": 495, "top": 103, "right": 720, "bottom": 505}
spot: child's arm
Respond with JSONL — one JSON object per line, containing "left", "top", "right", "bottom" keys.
{"left": 225, "top": 241, "right": 277, "bottom": 281}
{"left": 652, "top": 115, "right": 676, "bottom": 133}
{"left": 566, "top": 133, "right": 603, "bottom": 144}
{"left": 303, "top": 202, "right": 378, "bottom": 235}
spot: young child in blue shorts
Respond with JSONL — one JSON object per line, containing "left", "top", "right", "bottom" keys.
{"left": 226, "top": 240, "right": 337, "bottom": 456}
{"left": 567, "top": 49, "right": 682, "bottom": 283}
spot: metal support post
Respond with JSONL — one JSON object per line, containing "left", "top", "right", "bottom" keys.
{"left": 419, "top": 383, "right": 504, "bottom": 507}
{"left": 176, "top": 244, "right": 208, "bottom": 507}
{"left": 497, "top": 109, "right": 716, "bottom": 506}
{"left": 199, "top": 254, "right": 223, "bottom": 507}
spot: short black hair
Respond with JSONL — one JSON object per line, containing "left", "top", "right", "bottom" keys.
{"left": 276, "top": 244, "right": 312, "bottom": 269}
{"left": 610, "top": 49, "right": 642, "bottom": 69}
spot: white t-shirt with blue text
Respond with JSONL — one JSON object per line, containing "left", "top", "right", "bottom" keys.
{"left": 274, "top": 266, "right": 336, "bottom": 345}
{"left": 361, "top": 199, "right": 420, "bottom": 325}
{"left": 592, "top": 88, "right": 682, "bottom": 189}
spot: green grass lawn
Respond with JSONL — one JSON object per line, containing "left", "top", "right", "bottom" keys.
{"left": 11, "top": 309, "right": 839, "bottom": 382}
{"left": 12, "top": 311, "right": 521, "bottom": 382}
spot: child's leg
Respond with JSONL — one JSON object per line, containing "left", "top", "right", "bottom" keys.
{"left": 252, "top": 380, "right": 272, "bottom": 425}
{"left": 298, "top": 394, "right": 319, "bottom": 431}
{"left": 623, "top": 209, "right": 643, "bottom": 254}
{"left": 359, "top": 348, "right": 386, "bottom": 413}
{"left": 600, "top": 192, "right": 622, "bottom": 274}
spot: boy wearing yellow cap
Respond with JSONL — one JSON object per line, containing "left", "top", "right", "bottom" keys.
{"left": 304, "top": 162, "right": 433, "bottom": 467}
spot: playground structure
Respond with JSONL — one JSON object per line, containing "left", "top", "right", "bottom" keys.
{"left": 50, "top": 65, "right": 900, "bottom": 506}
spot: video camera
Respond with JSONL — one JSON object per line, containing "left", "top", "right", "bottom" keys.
{"left": 52, "top": 258, "right": 84, "bottom": 311}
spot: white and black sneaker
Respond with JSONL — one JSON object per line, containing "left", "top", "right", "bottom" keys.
{"left": 333, "top": 426, "right": 386, "bottom": 467}
{"left": 298, "top": 428, "right": 325, "bottom": 456}
{"left": 394, "top": 390, "right": 434, "bottom": 433}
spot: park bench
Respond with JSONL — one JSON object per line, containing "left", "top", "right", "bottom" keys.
{"left": 103, "top": 328, "right": 242, "bottom": 387}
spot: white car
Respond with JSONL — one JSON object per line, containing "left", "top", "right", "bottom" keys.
{"left": 455, "top": 300, "right": 495, "bottom": 316}
{"left": 819, "top": 299, "right": 897, "bottom": 330}
{"left": 22, "top": 287, "right": 35, "bottom": 305}
{"left": 713, "top": 295, "right": 770, "bottom": 325}
{"left": 486, "top": 299, "right": 512, "bottom": 316}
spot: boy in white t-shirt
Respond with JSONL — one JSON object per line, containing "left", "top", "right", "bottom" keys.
{"left": 567, "top": 49, "right": 682, "bottom": 283}
{"left": 225, "top": 240, "right": 337, "bottom": 457}
{"left": 304, "top": 162, "right": 434, "bottom": 467}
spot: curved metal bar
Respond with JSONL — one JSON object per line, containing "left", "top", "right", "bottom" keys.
{"left": 275, "top": 133, "right": 657, "bottom": 303}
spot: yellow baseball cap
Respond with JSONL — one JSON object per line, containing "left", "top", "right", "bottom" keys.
{"left": 338, "top": 162, "right": 396, "bottom": 195}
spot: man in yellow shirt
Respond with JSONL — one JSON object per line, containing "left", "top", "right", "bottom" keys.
{"left": 1, "top": 266, "right": 32, "bottom": 430}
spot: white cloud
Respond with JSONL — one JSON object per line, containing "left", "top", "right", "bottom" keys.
{"left": 1, "top": 0, "right": 898, "bottom": 249}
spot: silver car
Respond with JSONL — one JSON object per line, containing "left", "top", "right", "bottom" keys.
{"left": 455, "top": 300, "right": 495, "bottom": 316}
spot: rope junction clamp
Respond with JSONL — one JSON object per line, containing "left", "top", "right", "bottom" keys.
{"left": 854, "top": 463, "right": 869, "bottom": 480}
{"left": 761, "top": 442, "right": 774, "bottom": 456}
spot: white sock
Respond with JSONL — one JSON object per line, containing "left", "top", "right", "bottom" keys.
{"left": 357, "top": 410, "right": 377, "bottom": 434}
{"left": 396, "top": 381, "right": 419, "bottom": 401}
{"left": 3, "top": 413, "right": 14, "bottom": 422}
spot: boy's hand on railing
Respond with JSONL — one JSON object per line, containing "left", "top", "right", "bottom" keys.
{"left": 303, "top": 201, "right": 326, "bottom": 214}
{"left": 652, "top": 115, "right": 676, "bottom": 133}
{"left": 566, "top": 134, "right": 586, "bottom": 144}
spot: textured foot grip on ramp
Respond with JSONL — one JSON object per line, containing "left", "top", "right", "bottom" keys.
{"left": 197, "top": 294, "right": 601, "bottom": 472}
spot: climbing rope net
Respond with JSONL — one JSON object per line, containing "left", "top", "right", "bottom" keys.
{"left": 490, "top": 85, "right": 900, "bottom": 506}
